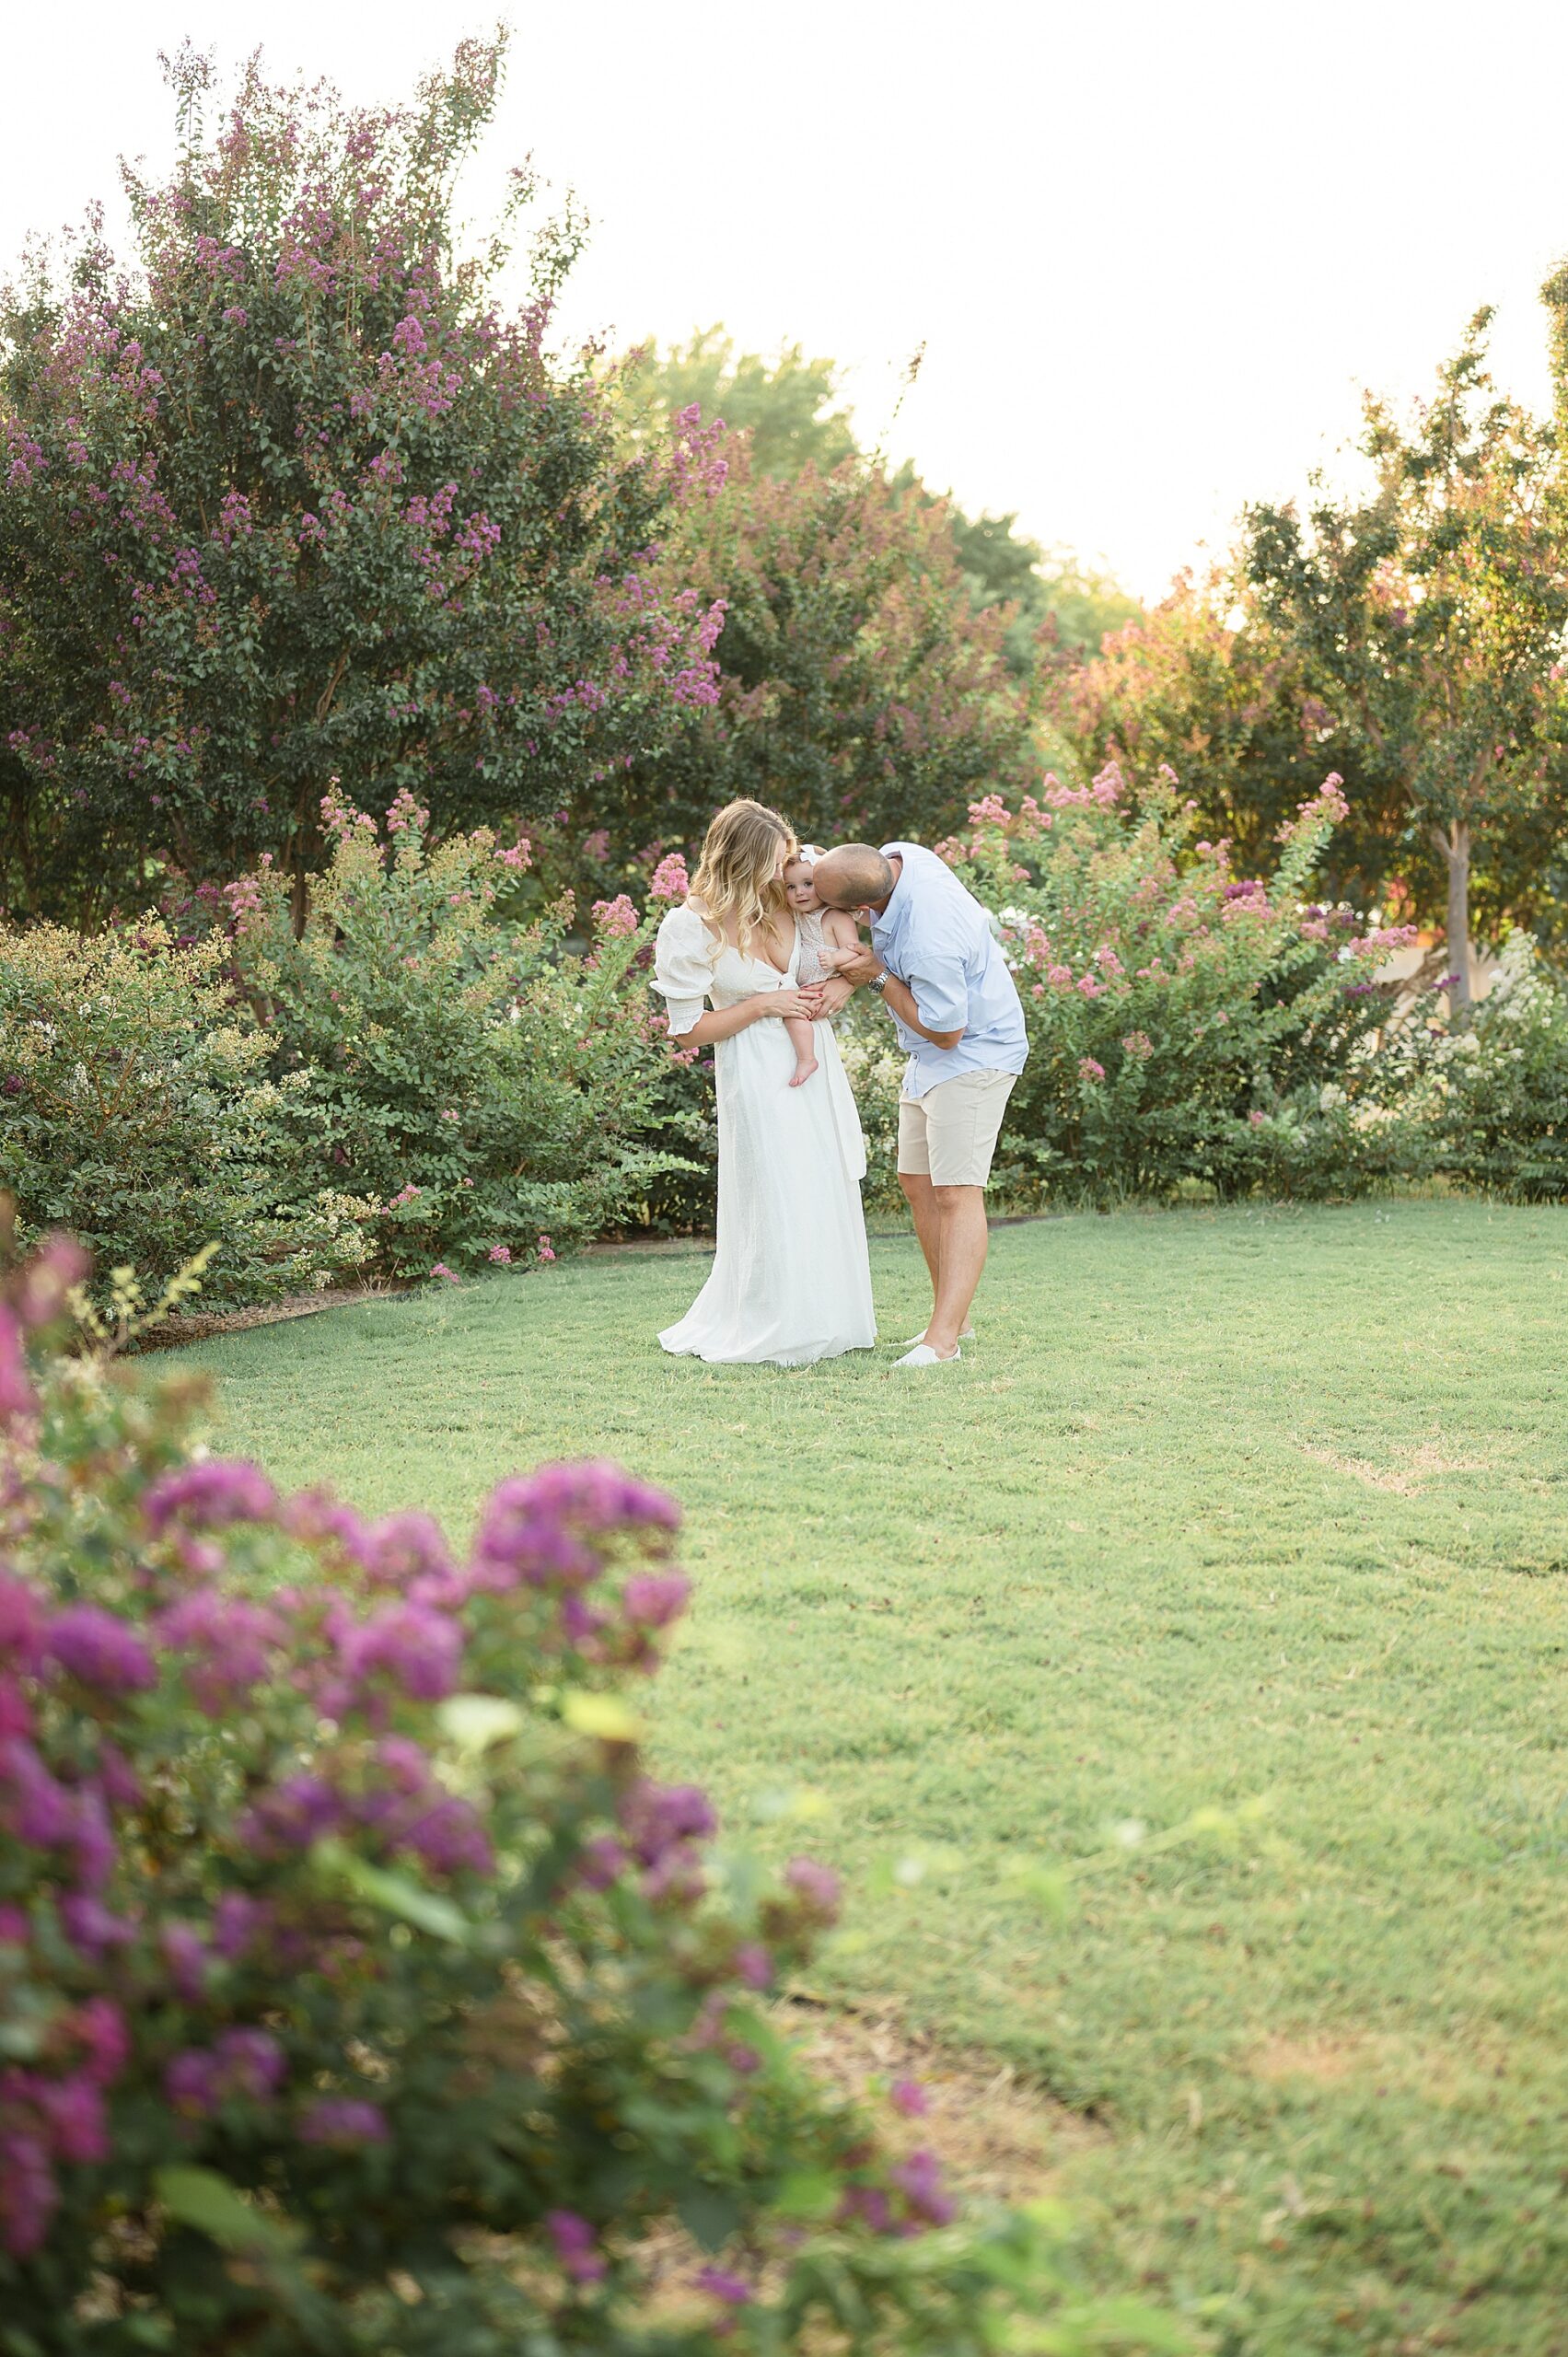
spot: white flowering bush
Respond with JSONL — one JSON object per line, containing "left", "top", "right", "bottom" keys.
{"left": 1437, "top": 931, "right": 1568, "bottom": 1200}
{"left": 0, "top": 920, "right": 371, "bottom": 1305}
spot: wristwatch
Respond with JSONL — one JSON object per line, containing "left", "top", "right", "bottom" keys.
{"left": 869, "top": 970, "right": 889, "bottom": 995}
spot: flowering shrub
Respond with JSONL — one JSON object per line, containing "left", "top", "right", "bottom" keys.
{"left": 1436, "top": 931, "right": 1568, "bottom": 1199}
{"left": 837, "top": 1015, "right": 911, "bottom": 1218}
{"left": 0, "top": 37, "right": 726, "bottom": 925}
{"left": 229, "top": 789, "right": 697, "bottom": 1273}
{"left": 0, "top": 1233, "right": 1162, "bottom": 2353}
{"left": 940, "top": 768, "right": 1432, "bottom": 1203}
{"left": 0, "top": 918, "right": 371, "bottom": 1303}
{"left": 609, "top": 442, "right": 1041, "bottom": 858}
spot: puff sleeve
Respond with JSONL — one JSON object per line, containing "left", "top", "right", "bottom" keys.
{"left": 651, "top": 903, "right": 719, "bottom": 1039}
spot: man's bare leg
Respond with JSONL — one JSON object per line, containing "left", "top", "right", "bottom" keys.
{"left": 923, "top": 1185, "right": 989, "bottom": 1357}
{"left": 899, "top": 1170, "right": 942, "bottom": 1297}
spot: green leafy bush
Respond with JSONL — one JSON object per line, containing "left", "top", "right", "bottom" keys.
{"left": 0, "top": 1235, "right": 1176, "bottom": 2356}
{"left": 231, "top": 788, "right": 694, "bottom": 1273}
{"left": 940, "top": 768, "right": 1434, "bottom": 1204}
{"left": 0, "top": 918, "right": 370, "bottom": 1303}
{"left": 1437, "top": 930, "right": 1568, "bottom": 1199}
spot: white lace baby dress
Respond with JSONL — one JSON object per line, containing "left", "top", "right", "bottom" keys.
{"left": 794, "top": 908, "right": 835, "bottom": 987}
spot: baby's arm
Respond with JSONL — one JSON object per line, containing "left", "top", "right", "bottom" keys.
{"left": 817, "top": 909, "right": 864, "bottom": 971}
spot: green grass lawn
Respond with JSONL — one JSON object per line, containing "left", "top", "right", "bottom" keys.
{"left": 184, "top": 1201, "right": 1568, "bottom": 2357}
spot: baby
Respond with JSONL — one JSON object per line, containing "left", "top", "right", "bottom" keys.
{"left": 780, "top": 849, "right": 862, "bottom": 1087}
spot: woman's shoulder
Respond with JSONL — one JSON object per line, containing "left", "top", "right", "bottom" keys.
{"left": 656, "top": 899, "right": 716, "bottom": 941}
{"left": 655, "top": 900, "right": 724, "bottom": 961}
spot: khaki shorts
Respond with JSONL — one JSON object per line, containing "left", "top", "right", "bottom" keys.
{"left": 897, "top": 1070, "right": 1017, "bottom": 1189}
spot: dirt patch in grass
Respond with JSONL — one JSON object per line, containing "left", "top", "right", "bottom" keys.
{"left": 778, "top": 1993, "right": 1104, "bottom": 2201}
{"left": 1295, "top": 1438, "right": 1493, "bottom": 1495}
{"left": 1249, "top": 2031, "right": 1385, "bottom": 2086}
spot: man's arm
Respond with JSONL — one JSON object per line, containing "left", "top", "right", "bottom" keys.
{"left": 882, "top": 968, "right": 962, "bottom": 1051}
{"left": 835, "top": 946, "right": 964, "bottom": 1050}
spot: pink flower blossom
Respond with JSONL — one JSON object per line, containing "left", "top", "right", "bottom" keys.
{"left": 487, "top": 1244, "right": 512, "bottom": 1264}
{"left": 430, "top": 1263, "right": 459, "bottom": 1283}
{"left": 784, "top": 1855, "right": 841, "bottom": 1923}
{"left": 1078, "top": 1056, "right": 1106, "bottom": 1083}
{"left": 591, "top": 893, "right": 638, "bottom": 938}
{"left": 621, "top": 1572, "right": 691, "bottom": 1630}
{"left": 299, "top": 2096, "right": 388, "bottom": 2146}
{"left": 649, "top": 851, "right": 690, "bottom": 901}
{"left": 546, "top": 2208, "right": 607, "bottom": 2284}
{"left": 45, "top": 1607, "right": 157, "bottom": 1694}
{"left": 536, "top": 1236, "right": 556, "bottom": 1264}
{"left": 695, "top": 2267, "right": 752, "bottom": 2305}
{"left": 143, "top": 1460, "right": 275, "bottom": 1534}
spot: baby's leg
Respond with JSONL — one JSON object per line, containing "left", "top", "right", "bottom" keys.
{"left": 784, "top": 1013, "right": 819, "bottom": 1087}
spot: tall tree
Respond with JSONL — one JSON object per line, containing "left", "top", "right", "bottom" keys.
{"left": 1243, "top": 311, "right": 1568, "bottom": 1007}
{"left": 614, "top": 439, "right": 1040, "bottom": 853}
{"left": 624, "top": 338, "right": 1140, "bottom": 681}
{"left": 0, "top": 38, "right": 725, "bottom": 923}
{"left": 621, "top": 327, "right": 856, "bottom": 479}
{"left": 1044, "top": 571, "right": 1409, "bottom": 914}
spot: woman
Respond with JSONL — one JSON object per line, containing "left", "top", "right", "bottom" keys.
{"left": 652, "top": 799, "right": 876, "bottom": 1364}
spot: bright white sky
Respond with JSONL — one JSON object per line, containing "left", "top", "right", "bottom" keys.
{"left": 5, "top": 0, "right": 1567, "bottom": 599}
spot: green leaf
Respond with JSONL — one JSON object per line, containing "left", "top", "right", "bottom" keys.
{"left": 436, "top": 1693, "right": 524, "bottom": 1752}
{"left": 677, "top": 2182, "right": 744, "bottom": 2254}
{"left": 773, "top": 2167, "right": 839, "bottom": 2221}
{"left": 560, "top": 1689, "right": 643, "bottom": 1744}
{"left": 314, "top": 1839, "right": 470, "bottom": 1943}
{"left": 154, "top": 2165, "right": 300, "bottom": 2255}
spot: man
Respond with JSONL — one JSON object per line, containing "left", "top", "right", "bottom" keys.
{"left": 810, "top": 841, "right": 1028, "bottom": 1367}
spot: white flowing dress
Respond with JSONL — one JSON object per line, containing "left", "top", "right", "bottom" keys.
{"left": 653, "top": 903, "right": 877, "bottom": 1366}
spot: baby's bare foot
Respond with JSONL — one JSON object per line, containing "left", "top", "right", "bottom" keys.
{"left": 789, "top": 1056, "right": 819, "bottom": 1088}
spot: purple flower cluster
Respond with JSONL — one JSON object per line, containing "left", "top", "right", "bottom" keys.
{"left": 166, "top": 2027, "right": 286, "bottom": 2115}
{"left": 3, "top": 1232, "right": 874, "bottom": 2298}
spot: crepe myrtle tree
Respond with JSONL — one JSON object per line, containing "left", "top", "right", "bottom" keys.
{"left": 0, "top": 35, "right": 726, "bottom": 926}
{"left": 1243, "top": 308, "right": 1568, "bottom": 1014}
{"left": 614, "top": 436, "right": 1040, "bottom": 858}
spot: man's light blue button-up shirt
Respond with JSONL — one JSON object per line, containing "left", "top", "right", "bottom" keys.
{"left": 871, "top": 842, "right": 1028, "bottom": 1099}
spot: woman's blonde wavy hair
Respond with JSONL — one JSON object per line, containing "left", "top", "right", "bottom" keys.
{"left": 689, "top": 799, "right": 797, "bottom": 956}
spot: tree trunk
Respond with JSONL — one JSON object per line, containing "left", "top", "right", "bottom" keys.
{"left": 1433, "top": 819, "right": 1472, "bottom": 1018}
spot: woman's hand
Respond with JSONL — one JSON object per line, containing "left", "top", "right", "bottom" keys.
{"left": 809, "top": 977, "right": 854, "bottom": 1017}
{"left": 751, "top": 987, "right": 815, "bottom": 1023}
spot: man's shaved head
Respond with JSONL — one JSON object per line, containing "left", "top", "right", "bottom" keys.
{"left": 813, "top": 844, "right": 895, "bottom": 911}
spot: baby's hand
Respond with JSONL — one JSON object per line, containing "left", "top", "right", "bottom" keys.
{"left": 817, "top": 946, "right": 854, "bottom": 972}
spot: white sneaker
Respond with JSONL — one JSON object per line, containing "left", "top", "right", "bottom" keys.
{"left": 894, "top": 1342, "right": 961, "bottom": 1367}
{"left": 902, "top": 1327, "right": 975, "bottom": 1346}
